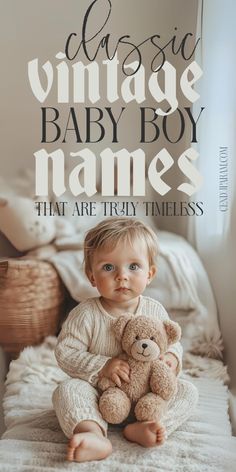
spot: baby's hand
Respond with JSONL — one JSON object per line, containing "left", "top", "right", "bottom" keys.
{"left": 159, "top": 352, "right": 178, "bottom": 374}
{"left": 99, "top": 358, "right": 130, "bottom": 387}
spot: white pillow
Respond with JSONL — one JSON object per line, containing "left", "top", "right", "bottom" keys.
{"left": 0, "top": 196, "right": 56, "bottom": 251}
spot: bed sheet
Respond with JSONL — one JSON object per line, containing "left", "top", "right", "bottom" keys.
{"left": 0, "top": 338, "right": 235, "bottom": 472}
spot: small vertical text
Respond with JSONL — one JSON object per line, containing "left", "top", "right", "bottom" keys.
{"left": 219, "top": 146, "right": 228, "bottom": 212}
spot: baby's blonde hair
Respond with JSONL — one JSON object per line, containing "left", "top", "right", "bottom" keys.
{"left": 84, "top": 217, "right": 159, "bottom": 277}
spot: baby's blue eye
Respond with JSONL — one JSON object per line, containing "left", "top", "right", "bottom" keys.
{"left": 103, "top": 264, "right": 114, "bottom": 272}
{"left": 129, "top": 263, "right": 139, "bottom": 271}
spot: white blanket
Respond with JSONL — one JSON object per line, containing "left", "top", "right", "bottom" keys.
{"left": 0, "top": 338, "right": 235, "bottom": 472}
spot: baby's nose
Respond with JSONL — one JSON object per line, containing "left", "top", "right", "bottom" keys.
{"left": 142, "top": 343, "right": 148, "bottom": 349}
{"left": 116, "top": 269, "right": 128, "bottom": 280}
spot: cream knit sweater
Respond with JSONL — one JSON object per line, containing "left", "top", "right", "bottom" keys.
{"left": 55, "top": 296, "right": 183, "bottom": 385}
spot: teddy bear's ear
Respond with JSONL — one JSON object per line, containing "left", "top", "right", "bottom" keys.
{"left": 163, "top": 320, "right": 181, "bottom": 345}
{"left": 113, "top": 314, "right": 134, "bottom": 341}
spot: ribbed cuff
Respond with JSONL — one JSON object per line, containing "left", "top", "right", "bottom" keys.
{"left": 62, "top": 408, "right": 108, "bottom": 438}
{"left": 89, "top": 357, "right": 112, "bottom": 387}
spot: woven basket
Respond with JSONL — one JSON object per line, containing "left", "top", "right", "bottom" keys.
{"left": 0, "top": 258, "right": 66, "bottom": 356}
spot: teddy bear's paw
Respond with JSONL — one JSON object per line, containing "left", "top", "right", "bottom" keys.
{"left": 135, "top": 393, "right": 168, "bottom": 422}
{"left": 150, "top": 361, "right": 177, "bottom": 401}
{"left": 97, "top": 377, "right": 116, "bottom": 392}
{"left": 99, "top": 388, "right": 131, "bottom": 424}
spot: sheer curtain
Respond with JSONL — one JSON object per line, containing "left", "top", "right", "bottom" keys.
{"left": 188, "top": 0, "right": 236, "bottom": 416}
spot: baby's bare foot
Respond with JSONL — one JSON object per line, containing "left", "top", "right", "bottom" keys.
{"left": 123, "top": 421, "right": 166, "bottom": 447}
{"left": 67, "top": 432, "right": 112, "bottom": 462}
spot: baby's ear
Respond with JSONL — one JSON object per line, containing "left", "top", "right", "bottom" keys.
{"left": 163, "top": 320, "right": 181, "bottom": 345}
{"left": 113, "top": 314, "right": 134, "bottom": 341}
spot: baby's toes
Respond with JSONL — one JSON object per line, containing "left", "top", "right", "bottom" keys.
{"left": 157, "top": 436, "right": 165, "bottom": 445}
{"left": 156, "top": 427, "right": 167, "bottom": 444}
{"left": 67, "top": 445, "right": 75, "bottom": 461}
{"left": 160, "top": 426, "right": 166, "bottom": 436}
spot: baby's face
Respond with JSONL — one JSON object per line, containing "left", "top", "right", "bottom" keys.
{"left": 88, "top": 238, "right": 156, "bottom": 303}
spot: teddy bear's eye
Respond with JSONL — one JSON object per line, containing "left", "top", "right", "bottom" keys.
{"left": 150, "top": 336, "right": 155, "bottom": 341}
{"left": 135, "top": 335, "right": 140, "bottom": 340}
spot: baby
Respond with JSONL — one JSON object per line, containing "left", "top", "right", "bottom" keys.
{"left": 53, "top": 217, "right": 198, "bottom": 462}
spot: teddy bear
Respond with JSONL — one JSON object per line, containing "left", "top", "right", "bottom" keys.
{"left": 98, "top": 314, "right": 181, "bottom": 424}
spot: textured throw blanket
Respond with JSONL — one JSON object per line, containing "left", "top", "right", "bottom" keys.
{"left": 0, "top": 338, "right": 235, "bottom": 472}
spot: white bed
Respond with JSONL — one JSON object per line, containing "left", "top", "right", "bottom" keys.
{"left": 0, "top": 231, "right": 236, "bottom": 471}
{"left": 0, "top": 338, "right": 235, "bottom": 472}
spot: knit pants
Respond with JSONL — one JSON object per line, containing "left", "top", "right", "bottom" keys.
{"left": 52, "top": 377, "right": 198, "bottom": 438}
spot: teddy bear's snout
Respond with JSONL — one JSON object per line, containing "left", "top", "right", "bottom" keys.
{"left": 131, "top": 339, "right": 160, "bottom": 362}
